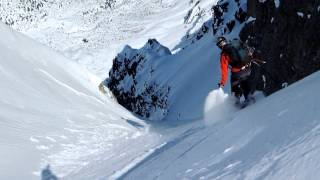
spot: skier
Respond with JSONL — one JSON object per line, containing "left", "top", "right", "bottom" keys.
{"left": 216, "top": 36, "right": 254, "bottom": 107}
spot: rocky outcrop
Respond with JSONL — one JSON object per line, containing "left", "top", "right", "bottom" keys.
{"left": 240, "top": 0, "right": 320, "bottom": 95}
{"left": 105, "top": 39, "right": 171, "bottom": 121}
{"left": 211, "top": 0, "right": 320, "bottom": 95}
{"left": 211, "top": 0, "right": 248, "bottom": 35}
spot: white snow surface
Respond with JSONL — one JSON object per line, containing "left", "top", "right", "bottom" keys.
{"left": 297, "top": 12, "right": 304, "bottom": 18}
{"left": 4, "top": 0, "right": 214, "bottom": 78}
{"left": 1, "top": 0, "right": 320, "bottom": 180}
{"left": 0, "top": 22, "right": 165, "bottom": 180}
{"left": 121, "top": 72, "right": 320, "bottom": 179}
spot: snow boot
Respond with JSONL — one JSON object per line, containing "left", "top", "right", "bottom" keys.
{"left": 241, "top": 98, "right": 253, "bottom": 109}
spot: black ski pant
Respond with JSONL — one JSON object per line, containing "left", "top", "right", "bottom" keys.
{"left": 231, "top": 68, "right": 252, "bottom": 100}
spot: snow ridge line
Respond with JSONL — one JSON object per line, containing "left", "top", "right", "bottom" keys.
{"left": 37, "top": 68, "right": 105, "bottom": 105}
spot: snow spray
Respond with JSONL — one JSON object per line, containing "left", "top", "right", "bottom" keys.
{"left": 204, "top": 88, "right": 237, "bottom": 126}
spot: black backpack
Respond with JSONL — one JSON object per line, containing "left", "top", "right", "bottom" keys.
{"left": 222, "top": 39, "right": 252, "bottom": 67}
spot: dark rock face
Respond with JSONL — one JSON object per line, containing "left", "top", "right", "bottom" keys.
{"left": 212, "top": 1, "right": 230, "bottom": 34}
{"left": 240, "top": 0, "right": 320, "bottom": 95}
{"left": 106, "top": 39, "right": 171, "bottom": 121}
{"left": 211, "top": 0, "right": 249, "bottom": 35}
{"left": 235, "top": 7, "right": 247, "bottom": 23}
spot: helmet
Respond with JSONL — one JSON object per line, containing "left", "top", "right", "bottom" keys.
{"left": 216, "top": 36, "right": 227, "bottom": 49}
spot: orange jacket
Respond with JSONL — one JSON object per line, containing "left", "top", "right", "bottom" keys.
{"left": 219, "top": 52, "right": 242, "bottom": 86}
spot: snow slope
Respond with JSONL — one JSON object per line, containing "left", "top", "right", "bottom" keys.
{"left": 2, "top": 0, "right": 320, "bottom": 180}
{"left": 0, "top": 0, "right": 220, "bottom": 179}
{"left": 120, "top": 70, "right": 320, "bottom": 180}
{"left": 0, "top": 22, "right": 165, "bottom": 180}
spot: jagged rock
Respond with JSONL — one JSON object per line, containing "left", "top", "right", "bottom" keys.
{"left": 211, "top": 1, "right": 229, "bottom": 34}
{"left": 211, "top": 0, "right": 248, "bottom": 36}
{"left": 240, "top": 0, "right": 320, "bottom": 95}
{"left": 247, "top": 0, "right": 257, "bottom": 17}
{"left": 235, "top": 7, "right": 247, "bottom": 23}
{"left": 226, "top": 20, "right": 236, "bottom": 32}
{"left": 195, "top": 22, "right": 210, "bottom": 41}
{"left": 105, "top": 39, "right": 172, "bottom": 121}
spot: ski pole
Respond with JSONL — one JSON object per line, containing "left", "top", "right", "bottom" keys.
{"left": 252, "top": 58, "right": 282, "bottom": 84}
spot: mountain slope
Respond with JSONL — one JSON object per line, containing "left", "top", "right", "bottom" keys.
{"left": 0, "top": 22, "right": 163, "bottom": 180}
{"left": 121, "top": 69, "right": 320, "bottom": 180}
{"left": 103, "top": 0, "right": 256, "bottom": 121}
{"left": 0, "top": 0, "right": 220, "bottom": 179}
{"left": 1, "top": 0, "right": 215, "bottom": 77}
{"left": 1, "top": 0, "right": 320, "bottom": 180}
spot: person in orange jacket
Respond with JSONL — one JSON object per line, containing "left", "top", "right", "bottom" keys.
{"left": 216, "top": 36, "right": 253, "bottom": 106}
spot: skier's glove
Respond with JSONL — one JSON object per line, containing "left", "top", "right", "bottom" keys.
{"left": 218, "top": 83, "right": 224, "bottom": 88}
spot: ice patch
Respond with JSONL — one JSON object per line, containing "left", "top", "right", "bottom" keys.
{"left": 297, "top": 12, "right": 304, "bottom": 18}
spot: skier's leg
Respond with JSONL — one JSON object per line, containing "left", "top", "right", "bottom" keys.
{"left": 231, "top": 77, "right": 242, "bottom": 105}
{"left": 241, "top": 78, "right": 256, "bottom": 107}
{"left": 241, "top": 79, "right": 250, "bottom": 100}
